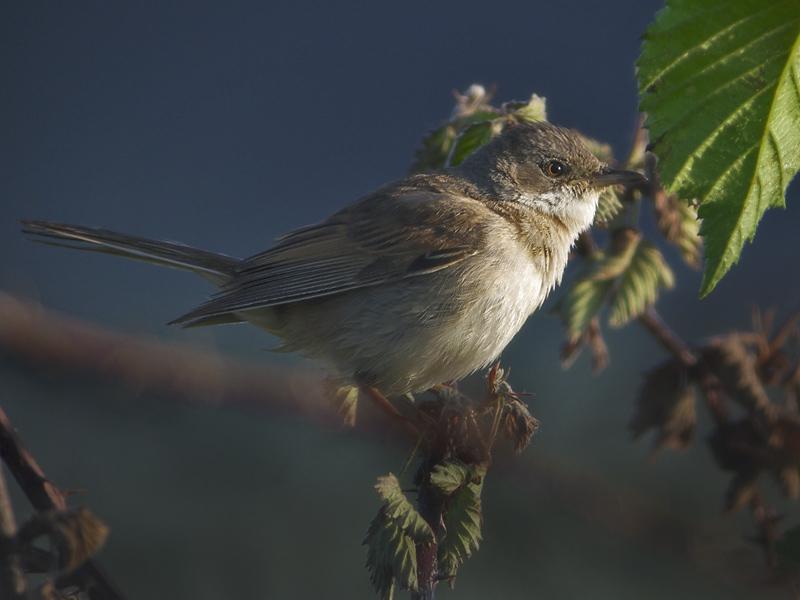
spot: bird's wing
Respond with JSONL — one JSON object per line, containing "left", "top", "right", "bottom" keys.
{"left": 171, "top": 188, "right": 492, "bottom": 326}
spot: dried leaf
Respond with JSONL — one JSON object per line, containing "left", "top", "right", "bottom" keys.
{"left": 17, "top": 508, "right": 109, "bottom": 573}
{"left": 502, "top": 398, "right": 539, "bottom": 453}
{"left": 653, "top": 191, "right": 702, "bottom": 268}
{"left": 779, "top": 467, "right": 800, "bottom": 500}
{"left": 701, "top": 335, "right": 771, "bottom": 415}
{"left": 629, "top": 359, "right": 696, "bottom": 452}
{"left": 725, "top": 471, "right": 759, "bottom": 512}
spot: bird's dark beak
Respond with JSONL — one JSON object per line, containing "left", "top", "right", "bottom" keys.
{"left": 590, "top": 167, "right": 648, "bottom": 189}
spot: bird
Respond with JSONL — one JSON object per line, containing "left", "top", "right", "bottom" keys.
{"left": 22, "top": 120, "right": 645, "bottom": 398}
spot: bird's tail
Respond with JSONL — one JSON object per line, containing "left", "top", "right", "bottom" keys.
{"left": 21, "top": 220, "right": 240, "bottom": 285}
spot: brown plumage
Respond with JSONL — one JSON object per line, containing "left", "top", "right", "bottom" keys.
{"left": 22, "top": 121, "right": 645, "bottom": 395}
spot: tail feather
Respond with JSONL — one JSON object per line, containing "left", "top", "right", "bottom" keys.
{"left": 21, "top": 220, "right": 240, "bottom": 285}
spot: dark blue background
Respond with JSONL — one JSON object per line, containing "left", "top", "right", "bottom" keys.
{"left": 2, "top": 1, "right": 799, "bottom": 598}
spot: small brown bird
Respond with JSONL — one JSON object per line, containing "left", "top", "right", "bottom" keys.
{"left": 22, "top": 121, "right": 644, "bottom": 396}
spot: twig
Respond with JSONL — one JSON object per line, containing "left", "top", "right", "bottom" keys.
{"left": 0, "top": 464, "right": 25, "bottom": 599}
{"left": 638, "top": 307, "right": 697, "bottom": 368}
{"left": 0, "top": 406, "right": 125, "bottom": 600}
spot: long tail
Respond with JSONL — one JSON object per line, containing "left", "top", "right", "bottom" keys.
{"left": 21, "top": 220, "right": 240, "bottom": 286}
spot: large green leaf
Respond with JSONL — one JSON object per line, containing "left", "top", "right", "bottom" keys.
{"left": 638, "top": 0, "right": 800, "bottom": 296}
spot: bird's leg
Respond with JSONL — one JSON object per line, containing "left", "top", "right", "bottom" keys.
{"left": 361, "top": 386, "right": 419, "bottom": 437}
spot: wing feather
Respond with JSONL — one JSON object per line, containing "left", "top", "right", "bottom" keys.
{"left": 171, "top": 187, "right": 490, "bottom": 326}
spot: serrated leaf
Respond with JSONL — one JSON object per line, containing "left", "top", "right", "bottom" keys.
{"left": 594, "top": 187, "right": 624, "bottom": 226}
{"left": 375, "top": 474, "right": 435, "bottom": 543}
{"left": 557, "top": 230, "right": 639, "bottom": 337}
{"left": 630, "top": 359, "right": 696, "bottom": 451}
{"left": 437, "top": 466, "right": 486, "bottom": 580}
{"left": 430, "top": 460, "right": 471, "bottom": 495}
{"left": 366, "top": 474, "right": 435, "bottom": 597}
{"left": 700, "top": 334, "right": 771, "bottom": 414}
{"left": 608, "top": 241, "right": 674, "bottom": 327}
{"left": 638, "top": 0, "right": 800, "bottom": 296}
{"left": 365, "top": 514, "right": 418, "bottom": 597}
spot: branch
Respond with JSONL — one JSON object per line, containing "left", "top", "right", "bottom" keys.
{"left": 0, "top": 406, "right": 125, "bottom": 599}
{"left": 0, "top": 463, "right": 25, "bottom": 599}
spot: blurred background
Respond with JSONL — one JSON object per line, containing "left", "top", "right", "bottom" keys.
{"left": 2, "top": 1, "right": 800, "bottom": 598}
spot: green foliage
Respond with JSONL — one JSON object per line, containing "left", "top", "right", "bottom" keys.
{"left": 447, "top": 121, "right": 500, "bottom": 167}
{"left": 593, "top": 187, "right": 624, "bottom": 227}
{"left": 365, "top": 474, "right": 434, "bottom": 597}
{"left": 558, "top": 230, "right": 674, "bottom": 336}
{"left": 411, "top": 89, "right": 548, "bottom": 172}
{"left": 433, "top": 462, "right": 486, "bottom": 580}
{"left": 638, "top": 0, "right": 800, "bottom": 296}
{"left": 608, "top": 239, "right": 675, "bottom": 326}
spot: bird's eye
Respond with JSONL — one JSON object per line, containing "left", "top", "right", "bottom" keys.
{"left": 543, "top": 159, "right": 568, "bottom": 178}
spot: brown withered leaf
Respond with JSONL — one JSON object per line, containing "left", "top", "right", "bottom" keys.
{"left": 653, "top": 190, "right": 702, "bottom": 269}
{"left": 725, "top": 470, "right": 759, "bottom": 512}
{"left": 560, "top": 318, "right": 609, "bottom": 374}
{"left": 17, "top": 508, "right": 109, "bottom": 573}
{"left": 778, "top": 466, "right": 800, "bottom": 500}
{"left": 502, "top": 398, "right": 540, "bottom": 453}
{"left": 629, "top": 359, "right": 696, "bottom": 452}
{"left": 701, "top": 335, "right": 771, "bottom": 415}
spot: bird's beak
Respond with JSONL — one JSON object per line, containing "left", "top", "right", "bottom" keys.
{"left": 590, "top": 168, "right": 648, "bottom": 189}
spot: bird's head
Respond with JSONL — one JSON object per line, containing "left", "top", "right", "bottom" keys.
{"left": 457, "top": 120, "right": 646, "bottom": 232}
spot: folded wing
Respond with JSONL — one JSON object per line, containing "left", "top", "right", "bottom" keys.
{"left": 171, "top": 188, "right": 490, "bottom": 326}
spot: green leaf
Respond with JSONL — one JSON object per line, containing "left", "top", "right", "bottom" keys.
{"left": 559, "top": 276, "right": 615, "bottom": 338}
{"left": 375, "top": 474, "right": 435, "bottom": 543}
{"left": 608, "top": 241, "right": 675, "bottom": 327}
{"left": 429, "top": 460, "right": 471, "bottom": 495}
{"left": 638, "top": 0, "right": 800, "bottom": 296}
{"left": 446, "top": 120, "right": 502, "bottom": 167}
{"left": 438, "top": 465, "right": 486, "bottom": 580}
{"left": 593, "top": 187, "right": 624, "bottom": 226}
{"left": 365, "top": 514, "right": 417, "bottom": 597}
{"left": 506, "top": 93, "right": 548, "bottom": 123}
{"left": 411, "top": 124, "right": 458, "bottom": 172}
{"left": 365, "top": 474, "right": 435, "bottom": 597}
